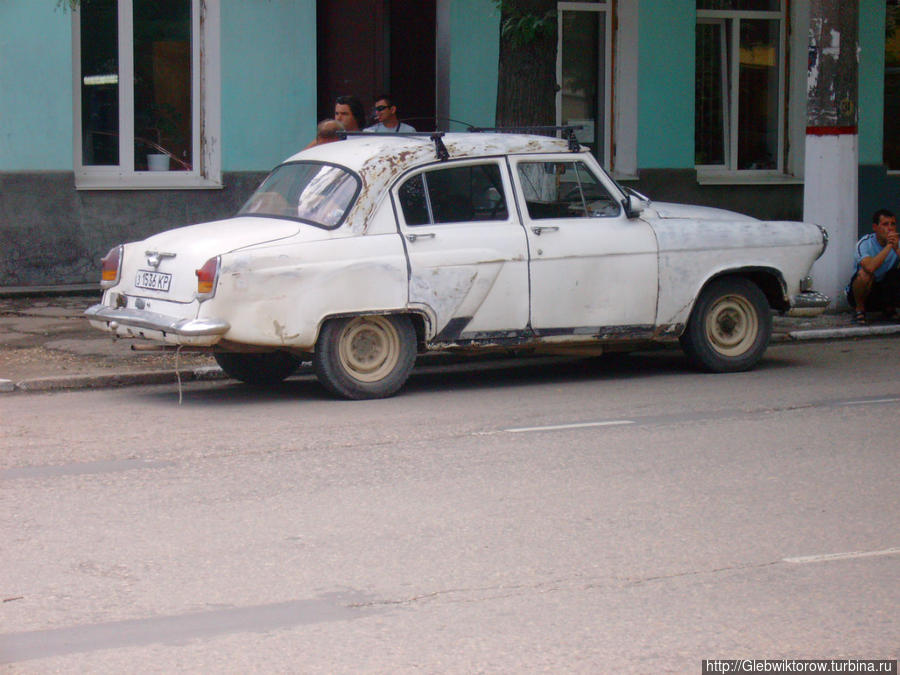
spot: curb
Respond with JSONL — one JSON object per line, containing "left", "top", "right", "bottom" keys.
{"left": 0, "top": 284, "right": 98, "bottom": 298}
{"left": 783, "top": 324, "right": 900, "bottom": 341}
{"left": 3, "top": 365, "right": 227, "bottom": 393}
{"left": 2, "top": 326, "right": 899, "bottom": 393}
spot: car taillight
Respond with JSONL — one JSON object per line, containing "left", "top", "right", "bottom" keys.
{"left": 195, "top": 256, "right": 220, "bottom": 298}
{"left": 100, "top": 245, "right": 123, "bottom": 288}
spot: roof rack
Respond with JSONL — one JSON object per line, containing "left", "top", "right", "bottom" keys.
{"left": 467, "top": 125, "right": 583, "bottom": 152}
{"left": 338, "top": 131, "right": 450, "bottom": 161}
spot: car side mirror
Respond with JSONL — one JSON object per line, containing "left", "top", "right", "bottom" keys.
{"left": 622, "top": 194, "right": 644, "bottom": 219}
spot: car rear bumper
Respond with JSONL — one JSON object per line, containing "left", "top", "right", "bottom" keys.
{"left": 85, "top": 304, "right": 229, "bottom": 346}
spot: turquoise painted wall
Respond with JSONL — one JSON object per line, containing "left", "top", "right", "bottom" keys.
{"left": 0, "top": 2, "right": 73, "bottom": 170}
{"left": 858, "top": 0, "right": 885, "bottom": 166}
{"left": 449, "top": 0, "right": 499, "bottom": 129}
{"left": 221, "top": 0, "right": 317, "bottom": 171}
{"left": 637, "top": 0, "right": 695, "bottom": 168}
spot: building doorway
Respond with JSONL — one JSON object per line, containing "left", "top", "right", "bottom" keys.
{"left": 557, "top": 2, "right": 610, "bottom": 166}
{"left": 317, "top": 0, "right": 436, "bottom": 131}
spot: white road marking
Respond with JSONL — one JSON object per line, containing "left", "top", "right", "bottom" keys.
{"left": 505, "top": 420, "right": 634, "bottom": 433}
{"left": 783, "top": 546, "right": 900, "bottom": 564}
{"left": 838, "top": 397, "right": 900, "bottom": 406}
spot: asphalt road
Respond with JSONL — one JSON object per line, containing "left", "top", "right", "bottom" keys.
{"left": 2, "top": 339, "right": 898, "bottom": 672}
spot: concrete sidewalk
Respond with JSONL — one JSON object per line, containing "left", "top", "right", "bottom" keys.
{"left": 2, "top": 289, "right": 899, "bottom": 393}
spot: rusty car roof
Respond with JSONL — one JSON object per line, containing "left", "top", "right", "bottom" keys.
{"left": 293, "top": 132, "right": 576, "bottom": 173}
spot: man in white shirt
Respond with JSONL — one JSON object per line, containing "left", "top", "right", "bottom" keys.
{"left": 365, "top": 94, "right": 416, "bottom": 133}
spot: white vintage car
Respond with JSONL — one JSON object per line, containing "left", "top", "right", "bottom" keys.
{"left": 86, "top": 132, "right": 828, "bottom": 399}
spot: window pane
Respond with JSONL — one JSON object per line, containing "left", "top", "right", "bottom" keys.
{"left": 518, "top": 162, "right": 563, "bottom": 216}
{"left": 885, "top": 0, "right": 900, "bottom": 169}
{"left": 737, "top": 19, "right": 779, "bottom": 170}
{"left": 133, "top": 0, "right": 192, "bottom": 171}
{"left": 571, "top": 163, "right": 620, "bottom": 216}
{"left": 695, "top": 22, "right": 726, "bottom": 165}
{"left": 239, "top": 163, "right": 359, "bottom": 228}
{"left": 399, "top": 174, "right": 430, "bottom": 225}
{"left": 425, "top": 165, "right": 507, "bottom": 224}
{"left": 470, "top": 165, "right": 508, "bottom": 220}
{"left": 560, "top": 11, "right": 604, "bottom": 160}
{"left": 698, "top": 0, "right": 780, "bottom": 10}
{"left": 517, "top": 161, "right": 618, "bottom": 219}
{"left": 80, "top": 0, "right": 119, "bottom": 166}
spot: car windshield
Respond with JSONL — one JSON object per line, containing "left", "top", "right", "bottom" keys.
{"left": 239, "top": 162, "right": 360, "bottom": 228}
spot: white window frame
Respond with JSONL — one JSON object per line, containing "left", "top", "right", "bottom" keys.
{"left": 72, "top": 0, "right": 221, "bottom": 190}
{"left": 695, "top": 3, "right": 786, "bottom": 178}
{"left": 612, "top": 1, "right": 639, "bottom": 178}
{"left": 557, "top": 1, "right": 613, "bottom": 170}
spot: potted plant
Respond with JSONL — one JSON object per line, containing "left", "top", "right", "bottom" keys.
{"left": 137, "top": 102, "right": 190, "bottom": 171}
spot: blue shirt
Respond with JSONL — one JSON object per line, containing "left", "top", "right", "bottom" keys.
{"left": 852, "top": 232, "right": 899, "bottom": 282}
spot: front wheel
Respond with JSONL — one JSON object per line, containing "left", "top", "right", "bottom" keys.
{"left": 314, "top": 314, "right": 417, "bottom": 399}
{"left": 679, "top": 277, "right": 772, "bottom": 372}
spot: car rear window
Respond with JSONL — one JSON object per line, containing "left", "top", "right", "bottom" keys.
{"left": 239, "top": 162, "right": 360, "bottom": 228}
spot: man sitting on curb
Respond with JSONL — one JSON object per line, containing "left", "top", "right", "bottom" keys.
{"left": 364, "top": 94, "right": 416, "bottom": 133}
{"left": 846, "top": 208, "right": 900, "bottom": 324}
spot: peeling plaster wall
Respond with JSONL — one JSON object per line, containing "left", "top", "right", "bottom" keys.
{"left": 0, "top": 0, "right": 316, "bottom": 287}
{"left": 856, "top": 0, "right": 900, "bottom": 233}
{"left": 0, "top": 2, "right": 72, "bottom": 170}
{"left": 857, "top": 0, "right": 884, "bottom": 166}
{"left": 0, "top": 172, "right": 265, "bottom": 287}
{"left": 220, "top": 0, "right": 316, "bottom": 170}
{"left": 619, "top": 171, "right": 804, "bottom": 222}
{"left": 448, "top": 0, "right": 499, "bottom": 129}
{"left": 637, "top": 0, "right": 695, "bottom": 169}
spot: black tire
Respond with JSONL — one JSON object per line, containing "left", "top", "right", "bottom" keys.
{"left": 679, "top": 277, "right": 772, "bottom": 372}
{"left": 214, "top": 351, "right": 301, "bottom": 386}
{"left": 314, "top": 314, "right": 417, "bottom": 400}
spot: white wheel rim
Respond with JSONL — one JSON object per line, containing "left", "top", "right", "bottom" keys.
{"left": 338, "top": 316, "right": 401, "bottom": 383}
{"left": 704, "top": 294, "right": 758, "bottom": 357}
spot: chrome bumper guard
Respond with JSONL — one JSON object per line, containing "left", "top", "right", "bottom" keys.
{"left": 85, "top": 304, "right": 229, "bottom": 344}
{"left": 787, "top": 291, "right": 830, "bottom": 317}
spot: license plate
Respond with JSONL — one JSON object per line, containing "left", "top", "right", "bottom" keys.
{"left": 134, "top": 270, "right": 172, "bottom": 292}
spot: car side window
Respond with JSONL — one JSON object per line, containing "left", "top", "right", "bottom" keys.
{"left": 517, "top": 161, "right": 621, "bottom": 220}
{"left": 398, "top": 174, "right": 430, "bottom": 225}
{"left": 398, "top": 163, "right": 508, "bottom": 226}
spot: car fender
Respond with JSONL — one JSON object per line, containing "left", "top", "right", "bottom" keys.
{"left": 200, "top": 234, "right": 409, "bottom": 348}
{"left": 649, "top": 217, "right": 823, "bottom": 328}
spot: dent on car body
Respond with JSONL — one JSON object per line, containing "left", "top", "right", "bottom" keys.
{"left": 409, "top": 266, "right": 479, "bottom": 335}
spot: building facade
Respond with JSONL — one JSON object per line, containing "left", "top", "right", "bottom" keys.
{"left": 1, "top": 0, "right": 897, "bottom": 304}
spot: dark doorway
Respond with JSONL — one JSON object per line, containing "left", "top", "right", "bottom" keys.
{"left": 317, "top": 0, "right": 436, "bottom": 131}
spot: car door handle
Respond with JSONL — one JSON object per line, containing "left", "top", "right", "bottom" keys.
{"left": 531, "top": 226, "right": 559, "bottom": 236}
{"left": 406, "top": 233, "right": 436, "bottom": 243}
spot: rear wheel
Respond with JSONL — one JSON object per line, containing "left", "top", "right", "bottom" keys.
{"left": 314, "top": 314, "right": 416, "bottom": 399}
{"left": 214, "top": 351, "right": 301, "bottom": 386}
{"left": 679, "top": 277, "right": 772, "bottom": 372}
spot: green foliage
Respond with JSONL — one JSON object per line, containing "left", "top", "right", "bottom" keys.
{"left": 492, "top": 0, "right": 556, "bottom": 48}
{"left": 888, "top": 4, "right": 900, "bottom": 68}
{"left": 56, "top": 0, "right": 79, "bottom": 10}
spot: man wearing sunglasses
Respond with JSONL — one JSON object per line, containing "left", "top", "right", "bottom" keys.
{"left": 365, "top": 94, "right": 416, "bottom": 133}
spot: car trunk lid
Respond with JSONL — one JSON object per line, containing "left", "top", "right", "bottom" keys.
{"left": 118, "top": 217, "right": 304, "bottom": 302}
